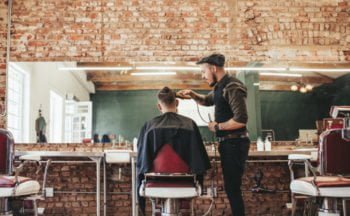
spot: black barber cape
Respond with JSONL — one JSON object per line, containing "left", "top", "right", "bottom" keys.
{"left": 137, "top": 112, "right": 211, "bottom": 177}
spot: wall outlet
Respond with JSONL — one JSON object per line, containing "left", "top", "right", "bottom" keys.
{"left": 45, "top": 187, "right": 54, "bottom": 197}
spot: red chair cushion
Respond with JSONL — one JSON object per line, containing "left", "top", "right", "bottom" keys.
{"left": 0, "top": 176, "right": 32, "bottom": 187}
{"left": 146, "top": 181, "right": 194, "bottom": 188}
{"left": 299, "top": 176, "right": 350, "bottom": 188}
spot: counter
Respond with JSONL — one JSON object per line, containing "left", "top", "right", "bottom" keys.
{"left": 14, "top": 142, "right": 316, "bottom": 216}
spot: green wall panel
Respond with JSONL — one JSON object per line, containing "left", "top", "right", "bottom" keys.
{"left": 91, "top": 90, "right": 214, "bottom": 141}
{"left": 91, "top": 74, "right": 350, "bottom": 141}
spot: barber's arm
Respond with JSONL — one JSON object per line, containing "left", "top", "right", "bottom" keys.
{"left": 177, "top": 89, "right": 214, "bottom": 106}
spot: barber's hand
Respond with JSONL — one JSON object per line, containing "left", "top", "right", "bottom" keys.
{"left": 176, "top": 89, "right": 193, "bottom": 99}
{"left": 208, "top": 121, "right": 218, "bottom": 132}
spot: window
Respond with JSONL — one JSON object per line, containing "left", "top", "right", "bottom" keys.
{"left": 7, "top": 63, "right": 30, "bottom": 142}
{"left": 49, "top": 90, "right": 64, "bottom": 142}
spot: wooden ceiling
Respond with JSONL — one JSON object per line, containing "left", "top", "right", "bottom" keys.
{"left": 77, "top": 62, "right": 349, "bottom": 91}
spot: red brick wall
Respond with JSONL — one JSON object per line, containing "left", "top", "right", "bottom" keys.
{"left": 235, "top": 0, "right": 350, "bottom": 62}
{"left": 7, "top": 0, "right": 350, "bottom": 63}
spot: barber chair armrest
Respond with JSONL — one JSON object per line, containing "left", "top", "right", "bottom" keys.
{"left": 13, "top": 163, "right": 24, "bottom": 186}
{"left": 41, "top": 159, "right": 51, "bottom": 198}
{"left": 13, "top": 156, "right": 52, "bottom": 198}
{"left": 288, "top": 156, "right": 318, "bottom": 181}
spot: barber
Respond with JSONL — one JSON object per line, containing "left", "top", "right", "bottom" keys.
{"left": 177, "top": 53, "right": 250, "bottom": 216}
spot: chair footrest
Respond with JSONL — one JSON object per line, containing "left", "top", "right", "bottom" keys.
{"left": 144, "top": 187, "right": 199, "bottom": 198}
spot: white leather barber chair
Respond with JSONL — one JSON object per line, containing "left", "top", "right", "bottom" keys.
{"left": 0, "top": 129, "right": 50, "bottom": 216}
{"left": 290, "top": 106, "right": 350, "bottom": 216}
{"left": 139, "top": 144, "right": 201, "bottom": 216}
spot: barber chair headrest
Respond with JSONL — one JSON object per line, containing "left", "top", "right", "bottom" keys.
{"left": 330, "top": 106, "right": 350, "bottom": 119}
{"left": 320, "top": 129, "right": 350, "bottom": 174}
{"left": 0, "top": 129, "right": 14, "bottom": 175}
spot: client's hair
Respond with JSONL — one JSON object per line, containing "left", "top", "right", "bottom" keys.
{"left": 157, "top": 86, "right": 176, "bottom": 106}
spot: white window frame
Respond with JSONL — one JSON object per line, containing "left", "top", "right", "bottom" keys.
{"left": 7, "top": 63, "right": 30, "bottom": 143}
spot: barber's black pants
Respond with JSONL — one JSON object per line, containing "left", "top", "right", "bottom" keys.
{"left": 218, "top": 137, "right": 250, "bottom": 216}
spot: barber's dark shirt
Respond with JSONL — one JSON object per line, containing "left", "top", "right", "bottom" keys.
{"left": 203, "top": 74, "right": 248, "bottom": 136}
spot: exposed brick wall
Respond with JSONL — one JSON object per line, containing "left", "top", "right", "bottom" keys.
{"left": 235, "top": 0, "right": 350, "bottom": 62}
{"left": 10, "top": 0, "right": 232, "bottom": 62}
{"left": 7, "top": 0, "right": 350, "bottom": 63}
{"left": 0, "top": 0, "right": 7, "bottom": 128}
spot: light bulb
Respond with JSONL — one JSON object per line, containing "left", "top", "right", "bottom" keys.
{"left": 300, "top": 86, "right": 307, "bottom": 93}
{"left": 306, "top": 84, "right": 313, "bottom": 90}
{"left": 291, "top": 85, "right": 298, "bottom": 91}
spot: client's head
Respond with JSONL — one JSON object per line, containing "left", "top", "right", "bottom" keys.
{"left": 157, "top": 86, "right": 178, "bottom": 113}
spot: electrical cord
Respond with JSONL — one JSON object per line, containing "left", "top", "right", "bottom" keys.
{"left": 202, "top": 197, "right": 214, "bottom": 216}
{"left": 196, "top": 103, "right": 210, "bottom": 124}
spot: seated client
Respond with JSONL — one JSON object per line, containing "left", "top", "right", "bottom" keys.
{"left": 136, "top": 86, "right": 211, "bottom": 215}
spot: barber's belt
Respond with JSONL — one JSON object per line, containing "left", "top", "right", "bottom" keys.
{"left": 217, "top": 133, "right": 248, "bottom": 142}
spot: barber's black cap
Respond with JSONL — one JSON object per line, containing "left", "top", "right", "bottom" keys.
{"left": 196, "top": 53, "right": 225, "bottom": 67}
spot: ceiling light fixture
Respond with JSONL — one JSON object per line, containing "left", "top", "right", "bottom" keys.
{"left": 135, "top": 66, "right": 200, "bottom": 71}
{"left": 131, "top": 72, "right": 177, "bottom": 76}
{"left": 226, "top": 67, "right": 287, "bottom": 71}
{"left": 289, "top": 68, "right": 350, "bottom": 72}
{"left": 260, "top": 72, "right": 303, "bottom": 77}
{"left": 58, "top": 67, "right": 133, "bottom": 71}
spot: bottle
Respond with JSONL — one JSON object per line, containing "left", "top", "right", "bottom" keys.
{"left": 257, "top": 137, "right": 264, "bottom": 151}
{"left": 133, "top": 137, "right": 138, "bottom": 152}
{"left": 264, "top": 136, "right": 271, "bottom": 151}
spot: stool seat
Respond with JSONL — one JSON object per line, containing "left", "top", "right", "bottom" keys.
{"left": 291, "top": 176, "right": 350, "bottom": 197}
{"left": 0, "top": 176, "right": 40, "bottom": 197}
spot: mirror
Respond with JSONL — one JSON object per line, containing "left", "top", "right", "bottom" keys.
{"left": 7, "top": 62, "right": 94, "bottom": 143}
{"left": 6, "top": 61, "right": 350, "bottom": 143}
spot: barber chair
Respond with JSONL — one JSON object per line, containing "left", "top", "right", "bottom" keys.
{"left": 289, "top": 106, "right": 350, "bottom": 216}
{"left": 0, "top": 129, "right": 50, "bottom": 216}
{"left": 139, "top": 144, "right": 201, "bottom": 216}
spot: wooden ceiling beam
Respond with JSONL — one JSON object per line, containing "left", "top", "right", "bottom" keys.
{"left": 87, "top": 73, "right": 201, "bottom": 82}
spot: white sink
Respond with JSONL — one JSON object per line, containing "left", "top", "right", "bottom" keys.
{"left": 105, "top": 149, "right": 132, "bottom": 163}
